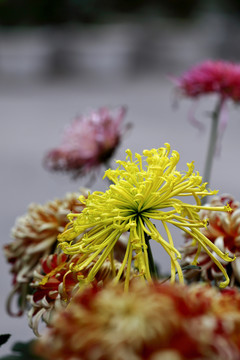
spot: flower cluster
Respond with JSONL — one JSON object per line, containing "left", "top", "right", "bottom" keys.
{"left": 58, "top": 144, "right": 233, "bottom": 290}
{"left": 181, "top": 194, "right": 240, "bottom": 286}
{"left": 4, "top": 91, "right": 240, "bottom": 360}
{"left": 4, "top": 189, "right": 88, "bottom": 316}
{"left": 34, "top": 281, "right": 240, "bottom": 360}
{"left": 5, "top": 61, "right": 240, "bottom": 360}
{"left": 43, "top": 106, "right": 128, "bottom": 178}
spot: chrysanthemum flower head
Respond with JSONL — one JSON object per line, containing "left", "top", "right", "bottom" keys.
{"left": 58, "top": 144, "right": 234, "bottom": 289}
{"left": 28, "top": 251, "right": 133, "bottom": 336}
{"left": 173, "top": 60, "right": 240, "bottom": 151}
{"left": 181, "top": 194, "right": 240, "bottom": 286}
{"left": 3, "top": 189, "right": 88, "bottom": 316}
{"left": 43, "top": 106, "right": 128, "bottom": 179}
{"left": 34, "top": 281, "right": 240, "bottom": 360}
{"left": 175, "top": 60, "right": 240, "bottom": 101}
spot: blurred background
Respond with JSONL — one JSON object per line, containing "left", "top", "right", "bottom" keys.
{"left": 1, "top": 0, "right": 240, "bottom": 355}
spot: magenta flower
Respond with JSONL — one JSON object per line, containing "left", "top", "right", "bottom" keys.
{"left": 175, "top": 60, "right": 240, "bottom": 101}
{"left": 173, "top": 60, "right": 240, "bottom": 184}
{"left": 44, "top": 106, "right": 128, "bottom": 178}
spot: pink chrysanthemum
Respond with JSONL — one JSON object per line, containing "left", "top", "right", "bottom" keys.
{"left": 181, "top": 194, "right": 240, "bottom": 286}
{"left": 34, "top": 281, "right": 240, "bottom": 360}
{"left": 43, "top": 106, "right": 128, "bottom": 178}
{"left": 28, "top": 252, "right": 133, "bottom": 336}
{"left": 175, "top": 60, "right": 240, "bottom": 101}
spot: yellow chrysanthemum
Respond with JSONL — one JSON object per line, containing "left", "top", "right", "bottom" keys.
{"left": 58, "top": 144, "right": 234, "bottom": 289}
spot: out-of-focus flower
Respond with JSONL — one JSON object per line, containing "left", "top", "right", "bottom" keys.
{"left": 34, "top": 281, "right": 240, "bottom": 360}
{"left": 28, "top": 252, "right": 133, "bottom": 336}
{"left": 43, "top": 106, "right": 128, "bottom": 178}
{"left": 58, "top": 144, "right": 233, "bottom": 290}
{"left": 181, "top": 194, "right": 240, "bottom": 286}
{"left": 173, "top": 61, "right": 240, "bottom": 163}
{"left": 4, "top": 189, "right": 88, "bottom": 316}
{"left": 175, "top": 60, "right": 240, "bottom": 101}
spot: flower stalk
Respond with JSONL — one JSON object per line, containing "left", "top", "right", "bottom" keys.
{"left": 203, "top": 97, "right": 224, "bottom": 186}
{"left": 145, "top": 234, "right": 159, "bottom": 279}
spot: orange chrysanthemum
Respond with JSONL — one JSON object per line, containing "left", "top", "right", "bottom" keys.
{"left": 34, "top": 281, "right": 240, "bottom": 360}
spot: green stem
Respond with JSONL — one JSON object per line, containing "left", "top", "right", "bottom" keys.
{"left": 145, "top": 234, "right": 159, "bottom": 279}
{"left": 202, "top": 97, "right": 224, "bottom": 204}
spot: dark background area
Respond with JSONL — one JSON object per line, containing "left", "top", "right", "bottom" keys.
{"left": 0, "top": 0, "right": 239, "bottom": 26}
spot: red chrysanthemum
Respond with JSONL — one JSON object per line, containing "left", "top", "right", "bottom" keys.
{"left": 175, "top": 60, "right": 240, "bottom": 101}
{"left": 173, "top": 60, "right": 240, "bottom": 152}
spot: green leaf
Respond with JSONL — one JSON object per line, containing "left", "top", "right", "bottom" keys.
{"left": 0, "top": 334, "right": 11, "bottom": 347}
{"left": 181, "top": 265, "right": 202, "bottom": 271}
{"left": 0, "top": 340, "right": 44, "bottom": 360}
